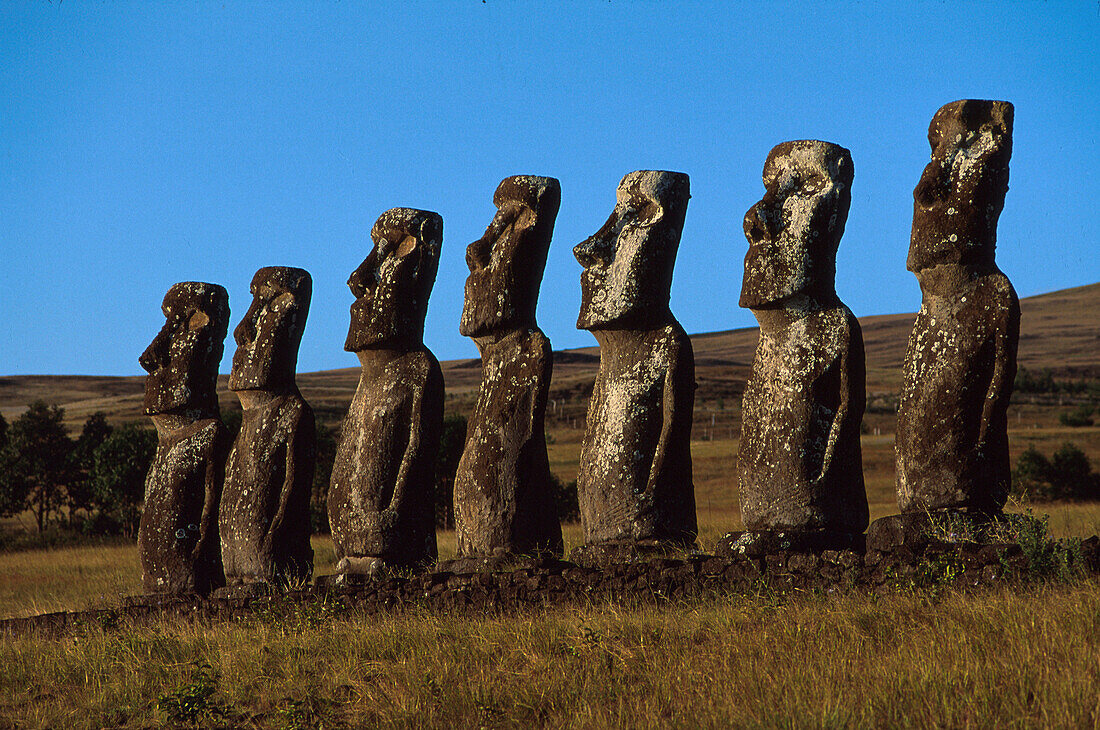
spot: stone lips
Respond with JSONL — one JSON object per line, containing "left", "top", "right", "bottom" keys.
{"left": 221, "top": 266, "right": 317, "bottom": 585}
{"left": 460, "top": 175, "right": 560, "bottom": 339}
{"left": 740, "top": 141, "right": 853, "bottom": 309}
{"left": 575, "top": 170, "right": 690, "bottom": 331}
{"left": 737, "top": 140, "right": 868, "bottom": 535}
{"left": 574, "top": 170, "right": 697, "bottom": 549}
{"left": 908, "top": 100, "right": 1013, "bottom": 273}
{"left": 896, "top": 99, "right": 1019, "bottom": 514}
{"left": 346, "top": 208, "right": 442, "bottom": 352}
{"left": 229, "top": 267, "right": 312, "bottom": 393}
{"left": 454, "top": 175, "right": 563, "bottom": 558}
{"left": 328, "top": 208, "right": 445, "bottom": 572}
{"left": 137, "top": 281, "right": 230, "bottom": 595}
{"left": 140, "top": 282, "right": 230, "bottom": 418}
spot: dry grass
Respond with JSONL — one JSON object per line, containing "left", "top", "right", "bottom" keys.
{"left": 2, "top": 583, "right": 1100, "bottom": 728}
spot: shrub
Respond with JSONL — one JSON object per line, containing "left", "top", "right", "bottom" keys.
{"left": 1058, "top": 404, "right": 1095, "bottom": 427}
{"left": 1012, "top": 442, "right": 1100, "bottom": 502}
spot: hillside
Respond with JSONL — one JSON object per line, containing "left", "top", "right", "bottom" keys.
{"left": 1, "top": 281, "right": 1097, "bottom": 433}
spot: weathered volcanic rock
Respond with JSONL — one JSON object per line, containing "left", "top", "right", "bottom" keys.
{"left": 137, "top": 282, "right": 230, "bottom": 595}
{"left": 220, "top": 267, "right": 316, "bottom": 585}
{"left": 453, "top": 176, "right": 564, "bottom": 558}
{"left": 896, "top": 100, "right": 1019, "bottom": 514}
{"left": 572, "top": 170, "right": 697, "bottom": 551}
{"left": 737, "top": 141, "right": 868, "bottom": 535}
{"left": 327, "top": 208, "right": 445, "bottom": 575}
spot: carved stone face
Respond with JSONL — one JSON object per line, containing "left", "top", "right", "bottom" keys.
{"left": 574, "top": 170, "right": 690, "bottom": 330}
{"left": 460, "top": 176, "right": 560, "bottom": 339}
{"left": 908, "top": 99, "right": 1013, "bottom": 273}
{"left": 740, "top": 140, "right": 853, "bottom": 309}
{"left": 140, "top": 282, "right": 229, "bottom": 416}
{"left": 345, "top": 208, "right": 442, "bottom": 352}
{"left": 229, "top": 267, "right": 311, "bottom": 392}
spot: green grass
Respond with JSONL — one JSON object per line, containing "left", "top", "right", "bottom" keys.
{"left": 3, "top": 583, "right": 1100, "bottom": 728}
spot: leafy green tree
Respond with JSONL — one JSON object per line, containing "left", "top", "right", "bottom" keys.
{"left": 0, "top": 402, "right": 74, "bottom": 532}
{"left": 1013, "top": 442, "right": 1099, "bottom": 502}
{"left": 1049, "top": 443, "right": 1097, "bottom": 501}
{"left": 68, "top": 412, "right": 114, "bottom": 526}
{"left": 89, "top": 424, "right": 157, "bottom": 537}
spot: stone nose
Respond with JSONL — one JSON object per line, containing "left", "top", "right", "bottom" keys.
{"left": 139, "top": 325, "right": 171, "bottom": 373}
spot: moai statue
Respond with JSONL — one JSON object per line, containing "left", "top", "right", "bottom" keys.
{"left": 572, "top": 170, "right": 697, "bottom": 564}
{"left": 327, "top": 209, "right": 445, "bottom": 578}
{"left": 220, "top": 267, "right": 316, "bottom": 586}
{"left": 451, "top": 175, "right": 564, "bottom": 562}
{"left": 137, "top": 282, "right": 230, "bottom": 595}
{"left": 729, "top": 141, "right": 868, "bottom": 554}
{"left": 895, "top": 100, "right": 1019, "bottom": 515}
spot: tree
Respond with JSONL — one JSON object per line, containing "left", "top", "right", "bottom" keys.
{"left": 0, "top": 402, "right": 74, "bottom": 532}
{"left": 1049, "top": 443, "right": 1098, "bottom": 501}
{"left": 68, "top": 412, "right": 114, "bottom": 526}
{"left": 310, "top": 422, "right": 339, "bottom": 534}
{"left": 89, "top": 424, "right": 157, "bottom": 537}
{"left": 434, "top": 414, "right": 467, "bottom": 529}
{"left": 1012, "top": 442, "right": 1100, "bottom": 502}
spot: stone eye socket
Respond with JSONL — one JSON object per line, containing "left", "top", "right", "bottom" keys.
{"left": 187, "top": 311, "right": 210, "bottom": 332}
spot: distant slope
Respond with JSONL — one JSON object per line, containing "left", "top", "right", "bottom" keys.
{"left": 2, "top": 282, "right": 1097, "bottom": 428}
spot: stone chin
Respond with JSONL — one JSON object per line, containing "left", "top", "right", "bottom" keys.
{"left": 459, "top": 268, "right": 516, "bottom": 338}
{"left": 228, "top": 348, "right": 269, "bottom": 392}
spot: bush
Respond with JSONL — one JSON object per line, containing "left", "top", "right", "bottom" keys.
{"left": 1058, "top": 405, "right": 1095, "bottom": 428}
{"left": 1012, "top": 442, "right": 1100, "bottom": 502}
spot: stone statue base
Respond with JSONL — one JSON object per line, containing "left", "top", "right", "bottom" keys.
{"left": 715, "top": 530, "right": 864, "bottom": 559}
{"left": 866, "top": 511, "right": 1013, "bottom": 554}
{"left": 569, "top": 540, "right": 698, "bottom": 568}
{"left": 437, "top": 552, "right": 570, "bottom": 575}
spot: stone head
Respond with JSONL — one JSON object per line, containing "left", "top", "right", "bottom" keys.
{"left": 345, "top": 208, "right": 442, "bottom": 352}
{"left": 459, "top": 175, "right": 561, "bottom": 338}
{"left": 140, "top": 282, "right": 230, "bottom": 416}
{"left": 740, "top": 140, "right": 853, "bottom": 309}
{"left": 229, "top": 266, "right": 312, "bottom": 392}
{"left": 574, "top": 170, "right": 690, "bottom": 330}
{"left": 908, "top": 99, "right": 1013, "bottom": 272}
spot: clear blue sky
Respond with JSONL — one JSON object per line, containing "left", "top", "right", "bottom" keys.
{"left": 2, "top": 2, "right": 1097, "bottom": 377}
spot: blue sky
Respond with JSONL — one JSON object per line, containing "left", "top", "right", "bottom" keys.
{"left": 1, "top": 2, "right": 1097, "bottom": 376}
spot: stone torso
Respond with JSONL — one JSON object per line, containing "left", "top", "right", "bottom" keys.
{"left": 578, "top": 323, "right": 696, "bottom": 544}
{"left": 453, "top": 328, "right": 562, "bottom": 557}
{"left": 738, "top": 305, "right": 867, "bottom": 532}
{"left": 327, "top": 349, "right": 443, "bottom": 567}
{"left": 220, "top": 393, "right": 316, "bottom": 584}
{"left": 138, "top": 418, "right": 227, "bottom": 594}
{"left": 896, "top": 268, "right": 1019, "bottom": 512}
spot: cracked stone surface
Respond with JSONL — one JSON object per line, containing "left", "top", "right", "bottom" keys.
{"left": 573, "top": 170, "right": 697, "bottom": 549}
{"left": 737, "top": 141, "right": 868, "bottom": 534}
{"left": 328, "top": 208, "right": 444, "bottom": 572}
{"left": 896, "top": 100, "right": 1019, "bottom": 514}
{"left": 221, "top": 267, "right": 316, "bottom": 585}
{"left": 453, "top": 176, "right": 564, "bottom": 558}
{"left": 137, "top": 282, "right": 230, "bottom": 595}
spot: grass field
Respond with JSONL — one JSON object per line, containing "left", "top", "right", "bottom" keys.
{"left": 2, "top": 582, "right": 1100, "bottom": 728}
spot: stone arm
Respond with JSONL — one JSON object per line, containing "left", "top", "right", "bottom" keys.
{"left": 389, "top": 358, "right": 444, "bottom": 512}
{"left": 645, "top": 330, "right": 694, "bottom": 501}
{"left": 267, "top": 403, "right": 317, "bottom": 543}
{"left": 815, "top": 317, "right": 866, "bottom": 486}
{"left": 192, "top": 422, "right": 228, "bottom": 563}
{"left": 977, "top": 287, "right": 1020, "bottom": 447}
